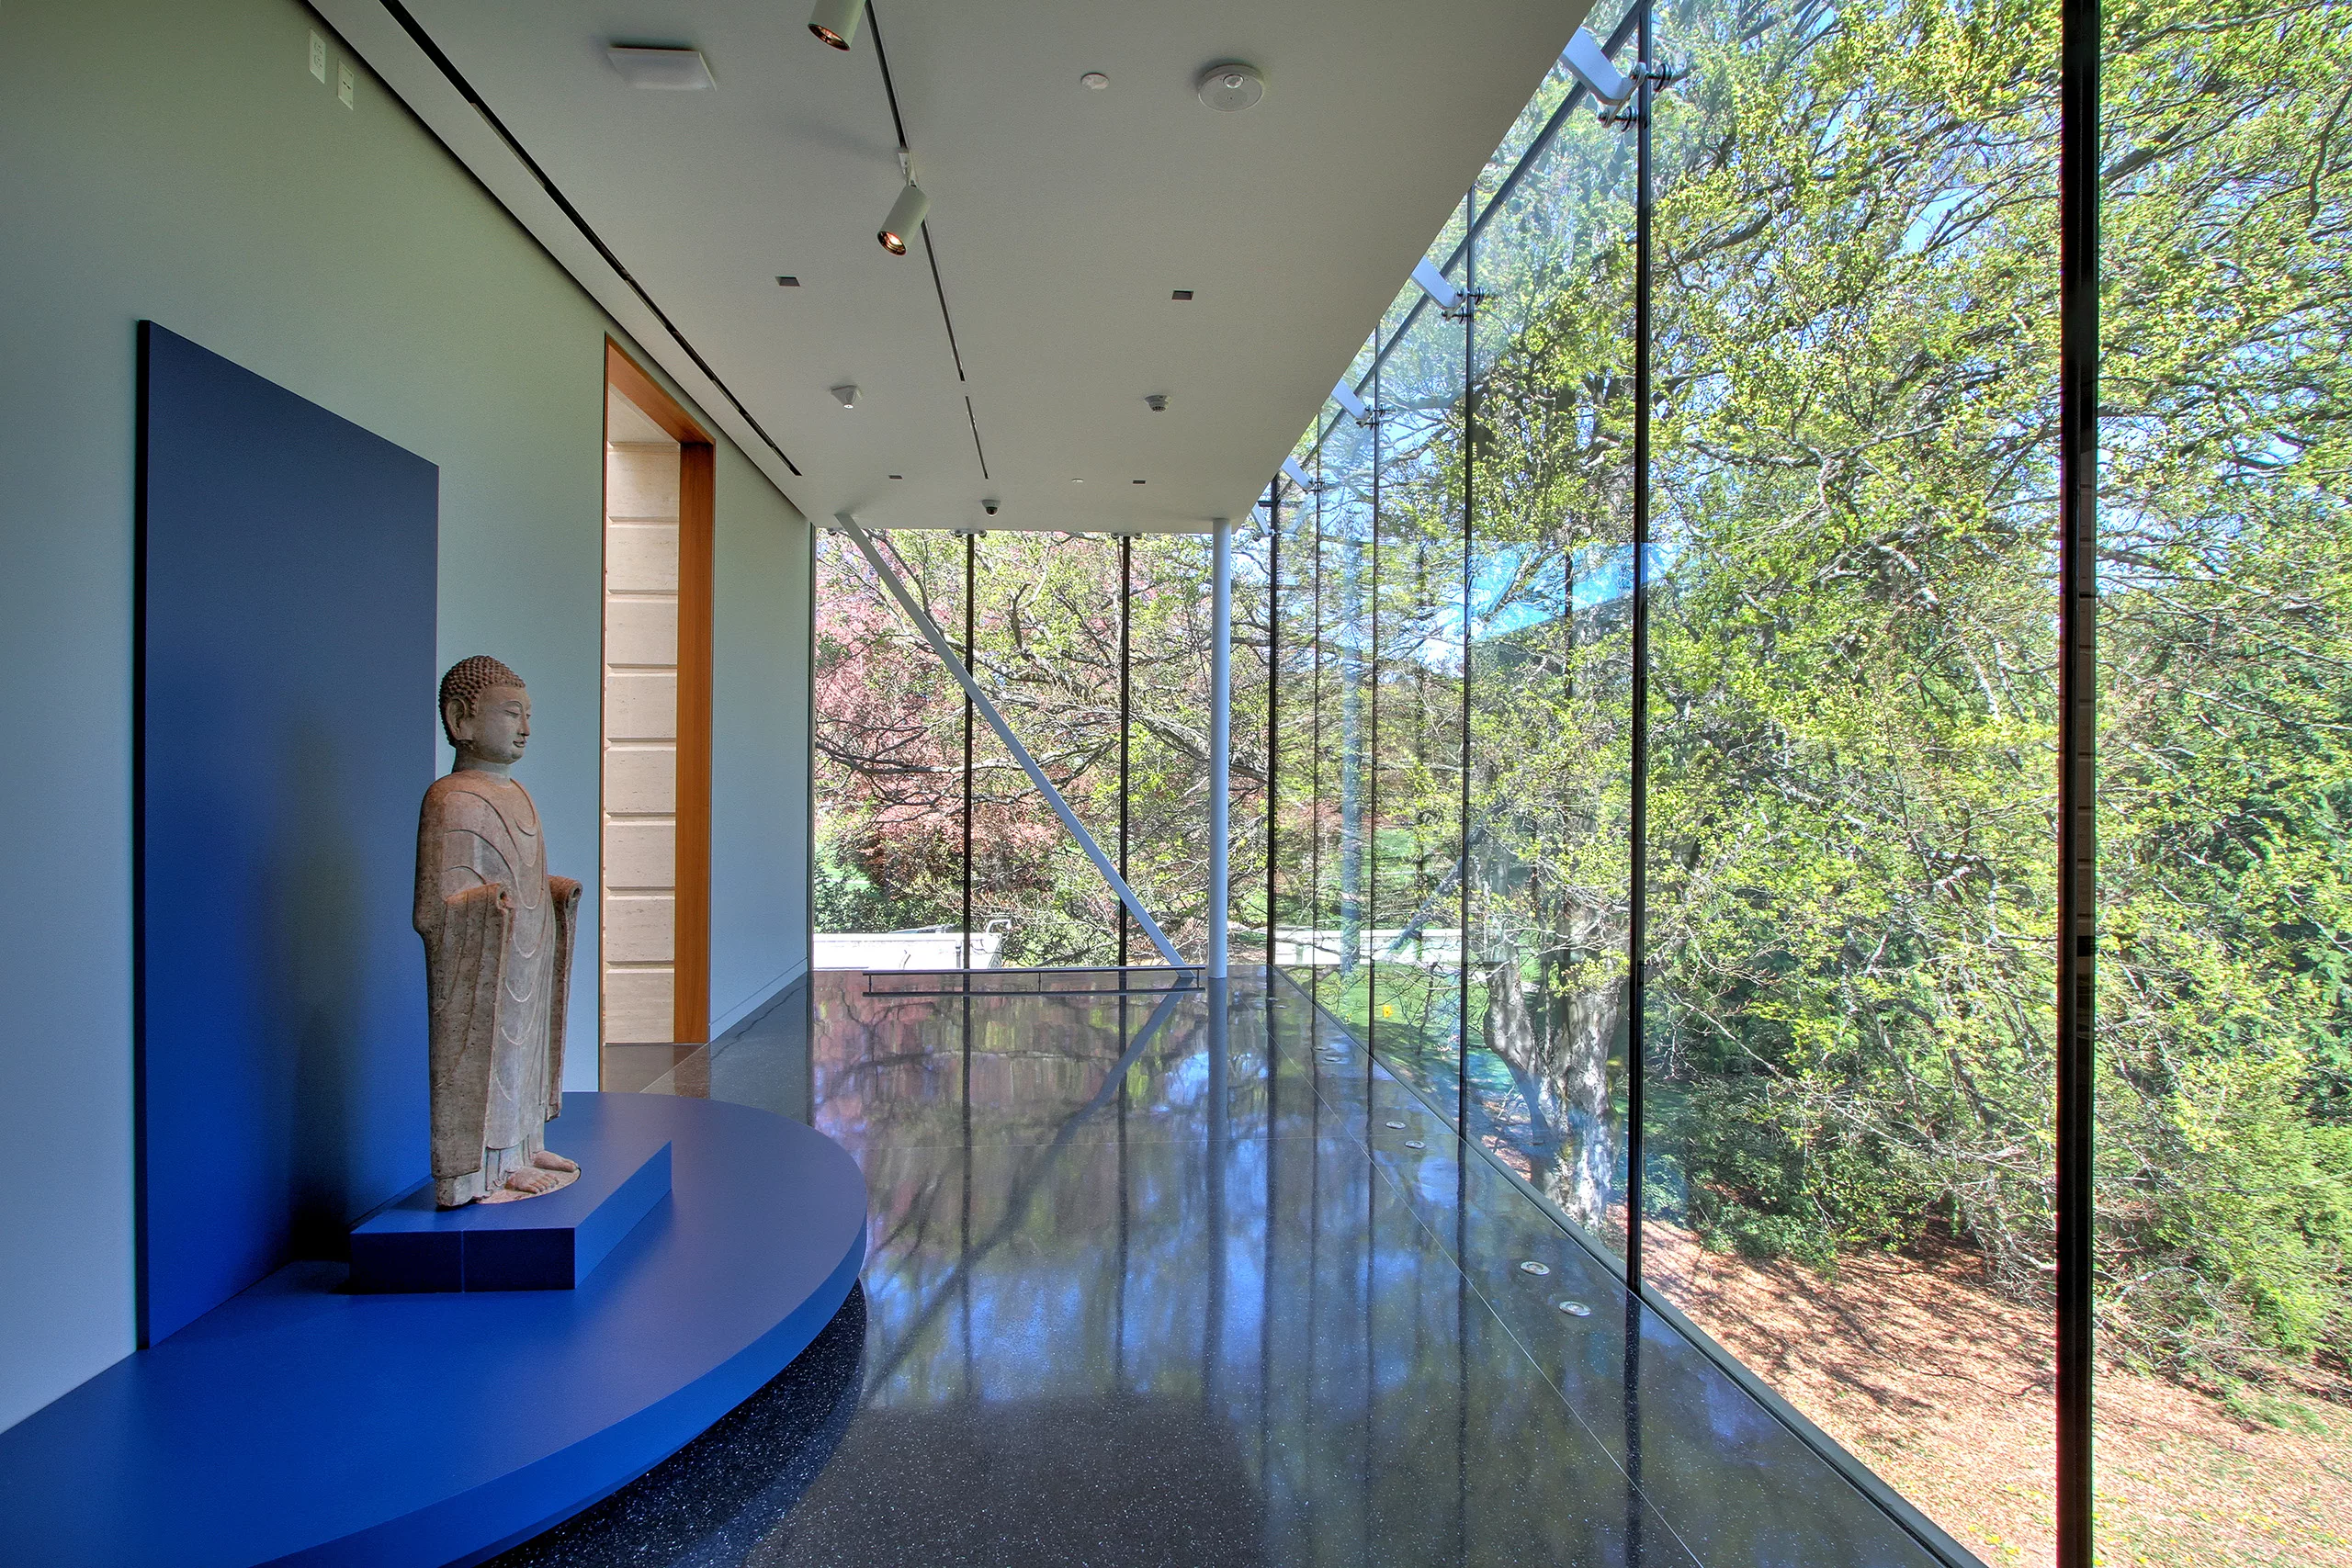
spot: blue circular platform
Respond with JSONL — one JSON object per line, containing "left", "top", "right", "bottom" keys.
{"left": 0, "top": 1093, "right": 868, "bottom": 1568}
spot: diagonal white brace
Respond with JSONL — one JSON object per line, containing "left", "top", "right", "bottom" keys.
{"left": 834, "top": 513, "right": 1186, "bottom": 968}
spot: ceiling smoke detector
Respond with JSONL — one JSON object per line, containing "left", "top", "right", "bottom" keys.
{"left": 1195, "top": 62, "right": 1263, "bottom": 112}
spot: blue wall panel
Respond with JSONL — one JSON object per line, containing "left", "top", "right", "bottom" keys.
{"left": 138, "top": 322, "right": 439, "bottom": 1344}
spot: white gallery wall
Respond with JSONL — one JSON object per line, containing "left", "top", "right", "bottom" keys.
{"left": 0, "top": 0, "right": 811, "bottom": 1428}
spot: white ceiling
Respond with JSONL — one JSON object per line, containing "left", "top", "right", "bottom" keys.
{"left": 386, "top": 1, "right": 1590, "bottom": 532}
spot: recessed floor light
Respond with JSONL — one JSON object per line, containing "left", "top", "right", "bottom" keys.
{"left": 1071, "top": 478, "right": 1084, "bottom": 484}
{"left": 776, "top": 275, "right": 800, "bottom": 287}
{"left": 1081, "top": 71, "right": 1109, "bottom": 89}
{"left": 1171, "top": 289, "right": 1194, "bottom": 300}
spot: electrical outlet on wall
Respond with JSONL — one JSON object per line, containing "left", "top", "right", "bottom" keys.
{"left": 310, "top": 31, "right": 326, "bottom": 83}
{"left": 337, "top": 61, "right": 354, "bottom": 107}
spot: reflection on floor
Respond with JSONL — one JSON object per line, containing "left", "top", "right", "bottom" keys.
{"left": 507, "top": 973, "right": 1953, "bottom": 1567}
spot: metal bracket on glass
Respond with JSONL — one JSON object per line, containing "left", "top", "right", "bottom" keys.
{"left": 832, "top": 513, "right": 1186, "bottom": 968}
{"left": 1442, "top": 288, "right": 1489, "bottom": 322}
{"left": 1329, "top": 380, "right": 1388, "bottom": 428}
{"left": 1279, "top": 457, "right": 1329, "bottom": 495}
{"left": 1598, "top": 62, "right": 1688, "bottom": 128}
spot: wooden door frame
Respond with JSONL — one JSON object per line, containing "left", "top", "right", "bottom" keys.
{"left": 603, "top": 339, "right": 713, "bottom": 1044}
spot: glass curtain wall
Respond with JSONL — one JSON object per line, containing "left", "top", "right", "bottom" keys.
{"left": 813, "top": 0, "right": 2352, "bottom": 1557}
{"left": 1264, "top": 2, "right": 2352, "bottom": 1565}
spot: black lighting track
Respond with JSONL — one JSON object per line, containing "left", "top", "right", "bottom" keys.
{"left": 372, "top": 0, "right": 804, "bottom": 478}
{"left": 865, "top": 2, "right": 985, "bottom": 481}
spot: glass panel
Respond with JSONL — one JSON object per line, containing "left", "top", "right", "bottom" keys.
{"left": 1316, "top": 358, "right": 1383, "bottom": 1035}
{"left": 811, "top": 529, "right": 969, "bottom": 957}
{"left": 967, "top": 531, "right": 1124, "bottom": 967}
{"left": 1126, "top": 532, "right": 1217, "bottom": 963}
{"left": 1275, "top": 456, "right": 1343, "bottom": 998}
{"left": 1232, "top": 506, "right": 1276, "bottom": 975}
{"left": 2097, "top": 2, "right": 2352, "bottom": 1562}
{"left": 1639, "top": 0, "right": 2060, "bottom": 1556}
{"left": 1464, "top": 10, "right": 1640, "bottom": 1258}
{"left": 1359, "top": 216, "right": 1472, "bottom": 1111}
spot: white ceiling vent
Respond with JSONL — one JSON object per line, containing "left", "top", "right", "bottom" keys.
{"left": 606, "top": 46, "right": 715, "bottom": 90}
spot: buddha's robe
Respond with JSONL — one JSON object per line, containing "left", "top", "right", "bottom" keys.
{"left": 414, "top": 769, "right": 580, "bottom": 1207}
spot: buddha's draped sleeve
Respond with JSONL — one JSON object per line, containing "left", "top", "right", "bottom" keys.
{"left": 546, "top": 875, "right": 582, "bottom": 1122}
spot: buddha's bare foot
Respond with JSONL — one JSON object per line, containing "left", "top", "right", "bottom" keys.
{"left": 530, "top": 1150, "right": 578, "bottom": 1174}
{"left": 479, "top": 1165, "right": 571, "bottom": 1202}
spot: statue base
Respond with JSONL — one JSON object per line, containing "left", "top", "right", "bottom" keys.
{"left": 349, "top": 1124, "right": 672, "bottom": 1292}
{"left": 0, "top": 1094, "right": 868, "bottom": 1568}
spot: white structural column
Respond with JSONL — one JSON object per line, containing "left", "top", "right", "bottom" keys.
{"left": 1209, "top": 516, "right": 1232, "bottom": 980}
{"left": 835, "top": 513, "right": 1185, "bottom": 967}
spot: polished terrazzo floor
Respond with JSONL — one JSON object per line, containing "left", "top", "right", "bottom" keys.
{"left": 498, "top": 972, "right": 1952, "bottom": 1568}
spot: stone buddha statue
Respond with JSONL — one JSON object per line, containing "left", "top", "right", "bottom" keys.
{"left": 416, "top": 656, "right": 583, "bottom": 1206}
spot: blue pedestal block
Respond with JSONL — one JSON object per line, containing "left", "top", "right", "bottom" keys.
{"left": 0, "top": 1093, "right": 867, "bottom": 1568}
{"left": 349, "top": 1120, "right": 673, "bottom": 1292}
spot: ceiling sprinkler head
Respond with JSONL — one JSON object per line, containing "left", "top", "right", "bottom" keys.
{"left": 1196, "top": 62, "right": 1264, "bottom": 112}
{"left": 1145, "top": 394, "right": 1169, "bottom": 412}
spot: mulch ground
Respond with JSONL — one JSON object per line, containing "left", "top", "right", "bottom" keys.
{"left": 1638, "top": 1224, "right": 2352, "bottom": 1567}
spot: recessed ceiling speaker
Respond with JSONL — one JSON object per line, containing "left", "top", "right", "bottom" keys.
{"left": 1195, "top": 62, "right": 1263, "bottom": 112}
{"left": 808, "top": 0, "right": 862, "bottom": 51}
{"left": 877, "top": 181, "right": 929, "bottom": 254}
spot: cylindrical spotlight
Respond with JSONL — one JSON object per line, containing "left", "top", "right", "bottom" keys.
{"left": 808, "top": 0, "right": 862, "bottom": 51}
{"left": 877, "top": 181, "right": 929, "bottom": 254}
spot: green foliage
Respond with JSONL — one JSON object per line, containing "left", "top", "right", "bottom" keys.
{"left": 1676, "top": 1078, "right": 1934, "bottom": 1274}
{"left": 1461, "top": 0, "right": 2352, "bottom": 1376}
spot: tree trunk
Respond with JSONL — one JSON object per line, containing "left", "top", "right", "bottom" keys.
{"left": 1484, "top": 934, "right": 1617, "bottom": 1233}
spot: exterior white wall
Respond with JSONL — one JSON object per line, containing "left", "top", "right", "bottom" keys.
{"left": 602, "top": 439, "right": 683, "bottom": 1043}
{"left": 0, "top": 0, "right": 810, "bottom": 1428}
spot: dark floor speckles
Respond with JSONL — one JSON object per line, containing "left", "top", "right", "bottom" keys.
{"left": 491, "top": 974, "right": 1951, "bottom": 1568}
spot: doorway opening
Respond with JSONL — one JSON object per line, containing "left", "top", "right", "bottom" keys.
{"left": 600, "top": 340, "right": 713, "bottom": 1068}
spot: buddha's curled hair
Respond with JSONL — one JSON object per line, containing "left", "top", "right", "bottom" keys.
{"left": 437, "top": 656, "right": 526, "bottom": 745}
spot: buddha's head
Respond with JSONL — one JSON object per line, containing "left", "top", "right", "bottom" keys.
{"left": 438, "top": 656, "right": 531, "bottom": 769}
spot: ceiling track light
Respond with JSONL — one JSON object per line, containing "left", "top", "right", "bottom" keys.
{"left": 808, "top": 0, "right": 863, "bottom": 51}
{"left": 878, "top": 178, "right": 929, "bottom": 254}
